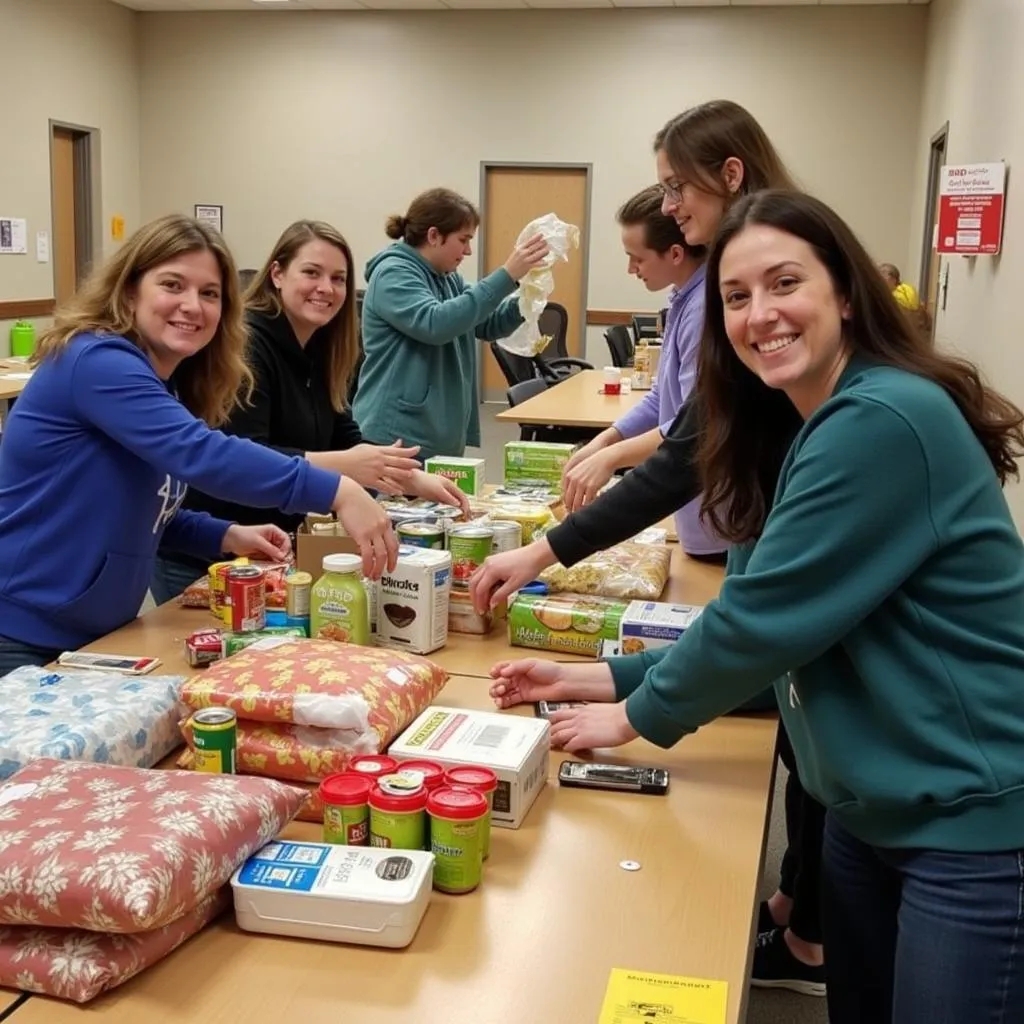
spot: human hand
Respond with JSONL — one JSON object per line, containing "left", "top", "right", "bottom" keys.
{"left": 548, "top": 702, "right": 639, "bottom": 753}
{"left": 222, "top": 523, "right": 292, "bottom": 563}
{"left": 336, "top": 442, "right": 421, "bottom": 493}
{"left": 504, "top": 233, "right": 550, "bottom": 282}
{"left": 488, "top": 658, "right": 574, "bottom": 709}
{"left": 469, "top": 539, "right": 557, "bottom": 612}
{"left": 331, "top": 477, "right": 399, "bottom": 579}
{"left": 562, "top": 449, "right": 616, "bottom": 513}
{"left": 407, "top": 469, "right": 471, "bottom": 517}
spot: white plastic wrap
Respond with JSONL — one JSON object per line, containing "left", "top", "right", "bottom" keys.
{"left": 499, "top": 212, "right": 580, "bottom": 356}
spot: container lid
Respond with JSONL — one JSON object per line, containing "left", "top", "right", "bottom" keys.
{"left": 287, "top": 571, "right": 313, "bottom": 584}
{"left": 369, "top": 779, "right": 428, "bottom": 812}
{"left": 443, "top": 765, "right": 498, "bottom": 793}
{"left": 319, "top": 772, "right": 373, "bottom": 806}
{"left": 323, "top": 553, "right": 362, "bottom": 574}
{"left": 397, "top": 760, "right": 446, "bottom": 789}
{"left": 348, "top": 755, "right": 398, "bottom": 777}
{"left": 428, "top": 786, "right": 489, "bottom": 820}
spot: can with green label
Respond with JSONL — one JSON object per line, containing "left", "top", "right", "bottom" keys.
{"left": 444, "top": 765, "right": 499, "bottom": 859}
{"left": 427, "top": 787, "right": 488, "bottom": 893}
{"left": 447, "top": 524, "right": 494, "bottom": 589}
{"left": 397, "top": 521, "right": 445, "bottom": 550}
{"left": 368, "top": 775, "right": 428, "bottom": 850}
{"left": 319, "top": 772, "right": 372, "bottom": 845}
{"left": 190, "top": 707, "right": 237, "bottom": 774}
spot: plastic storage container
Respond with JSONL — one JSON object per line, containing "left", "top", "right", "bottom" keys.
{"left": 232, "top": 840, "right": 434, "bottom": 948}
{"left": 9, "top": 321, "right": 34, "bottom": 358}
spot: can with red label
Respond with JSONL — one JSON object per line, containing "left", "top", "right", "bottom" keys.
{"left": 229, "top": 565, "right": 266, "bottom": 632}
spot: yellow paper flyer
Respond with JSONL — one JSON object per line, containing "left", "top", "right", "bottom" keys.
{"left": 598, "top": 968, "right": 728, "bottom": 1024}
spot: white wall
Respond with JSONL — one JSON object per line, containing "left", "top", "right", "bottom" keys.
{"left": 910, "top": 0, "right": 1024, "bottom": 524}
{"left": 0, "top": 0, "right": 140, "bottom": 356}
{"left": 137, "top": 5, "right": 927, "bottom": 365}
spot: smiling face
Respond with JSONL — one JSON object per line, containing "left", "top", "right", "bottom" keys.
{"left": 656, "top": 147, "right": 733, "bottom": 249}
{"left": 270, "top": 238, "right": 348, "bottom": 343}
{"left": 718, "top": 223, "right": 851, "bottom": 418}
{"left": 129, "top": 249, "right": 223, "bottom": 378}
{"left": 621, "top": 223, "right": 685, "bottom": 292}
{"left": 425, "top": 225, "right": 475, "bottom": 274}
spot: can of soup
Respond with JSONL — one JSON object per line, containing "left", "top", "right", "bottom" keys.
{"left": 229, "top": 565, "right": 266, "bottom": 632}
{"left": 190, "top": 707, "right": 237, "bottom": 774}
{"left": 397, "top": 521, "right": 445, "bottom": 550}
{"left": 447, "top": 524, "right": 494, "bottom": 588}
{"left": 286, "top": 571, "right": 312, "bottom": 618}
{"left": 488, "top": 519, "right": 522, "bottom": 554}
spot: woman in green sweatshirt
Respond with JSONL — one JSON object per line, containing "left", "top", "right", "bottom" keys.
{"left": 492, "top": 191, "right": 1024, "bottom": 1023}
{"left": 352, "top": 188, "right": 549, "bottom": 461}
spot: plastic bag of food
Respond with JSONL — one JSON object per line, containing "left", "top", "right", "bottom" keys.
{"left": 499, "top": 213, "right": 580, "bottom": 357}
{"left": 508, "top": 593, "right": 627, "bottom": 657}
{"left": 539, "top": 542, "right": 672, "bottom": 600}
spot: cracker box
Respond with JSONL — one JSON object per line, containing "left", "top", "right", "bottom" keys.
{"left": 389, "top": 707, "right": 549, "bottom": 829}
{"left": 508, "top": 592, "right": 627, "bottom": 657}
{"left": 424, "top": 456, "right": 486, "bottom": 497}
{"left": 503, "top": 441, "right": 577, "bottom": 492}
{"left": 375, "top": 546, "right": 451, "bottom": 655}
{"left": 618, "top": 601, "right": 703, "bottom": 655}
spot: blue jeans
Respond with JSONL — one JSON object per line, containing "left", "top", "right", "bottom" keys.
{"left": 822, "top": 814, "right": 1024, "bottom": 1023}
{"left": 150, "top": 554, "right": 209, "bottom": 606}
{"left": 0, "top": 635, "right": 61, "bottom": 676}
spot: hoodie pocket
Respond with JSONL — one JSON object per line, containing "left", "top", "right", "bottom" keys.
{"left": 397, "top": 385, "right": 433, "bottom": 413}
{"left": 54, "top": 552, "right": 152, "bottom": 633}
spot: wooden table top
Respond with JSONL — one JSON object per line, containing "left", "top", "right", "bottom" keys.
{"left": 495, "top": 369, "right": 644, "bottom": 429}
{"left": 0, "top": 373, "right": 30, "bottom": 403}
{"left": 7, "top": 673, "right": 777, "bottom": 1024}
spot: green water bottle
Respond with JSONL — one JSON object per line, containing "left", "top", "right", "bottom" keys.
{"left": 9, "top": 321, "right": 34, "bottom": 358}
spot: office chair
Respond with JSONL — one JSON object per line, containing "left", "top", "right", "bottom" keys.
{"left": 631, "top": 314, "right": 660, "bottom": 344}
{"left": 238, "top": 268, "right": 259, "bottom": 292}
{"left": 604, "top": 325, "right": 634, "bottom": 368}
{"left": 489, "top": 342, "right": 592, "bottom": 390}
{"left": 538, "top": 302, "right": 570, "bottom": 358}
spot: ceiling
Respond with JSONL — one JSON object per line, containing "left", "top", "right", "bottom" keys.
{"left": 114, "top": 0, "right": 931, "bottom": 11}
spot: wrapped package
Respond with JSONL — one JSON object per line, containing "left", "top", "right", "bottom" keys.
{"left": 0, "top": 759, "right": 307, "bottom": 932}
{"left": 539, "top": 542, "right": 672, "bottom": 600}
{"left": 178, "top": 639, "right": 448, "bottom": 750}
{"left": 499, "top": 213, "right": 580, "bottom": 357}
{"left": 0, "top": 667, "right": 184, "bottom": 781}
{"left": 508, "top": 593, "right": 628, "bottom": 657}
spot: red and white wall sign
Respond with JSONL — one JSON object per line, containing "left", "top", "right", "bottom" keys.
{"left": 937, "top": 161, "right": 1008, "bottom": 255}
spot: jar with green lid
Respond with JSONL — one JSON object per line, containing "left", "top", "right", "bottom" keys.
{"left": 310, "top": 553, "right": 370, "bottom": 645}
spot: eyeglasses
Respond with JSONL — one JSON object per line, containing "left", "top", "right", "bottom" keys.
{"left": 661, "top": 180, "right": 690, "bottom": 203}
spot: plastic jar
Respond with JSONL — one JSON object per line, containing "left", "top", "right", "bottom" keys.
{"left": 369, "top": 777, "right": 428, "bottom": 851}
{"left": 444, "top": 766, "right": 499, "bottom": 860}
{"left": 427, "top": 787, "right": 489, "bottom": 894}
{"left": 320, "top": 772, "right": 372, "bottom": 846}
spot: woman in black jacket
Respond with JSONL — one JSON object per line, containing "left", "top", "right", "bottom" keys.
{"left": 151, "top": 220, "right": 466, "bottom": 603}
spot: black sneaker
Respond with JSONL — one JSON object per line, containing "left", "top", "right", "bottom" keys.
{"left": 756, "top": 901, "right": 777, "bottom": 933}
{"left": 751, "top": 927, "right": 826, "bottom": 997}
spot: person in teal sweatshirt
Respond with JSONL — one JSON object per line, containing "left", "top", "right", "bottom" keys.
{"left": 489, "top": 191, "right": 1024, "bottom": 1023}
{"left": 352, "top": 187, "right": 549, "bottom": 461}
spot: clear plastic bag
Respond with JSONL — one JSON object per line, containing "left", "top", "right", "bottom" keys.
{"left": 538, "top": 541, "right": 673, "bottom": 600}
{"left": 499, "top": 212, "right": 580, "bottom": 357}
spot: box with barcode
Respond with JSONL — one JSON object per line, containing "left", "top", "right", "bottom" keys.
{"left": 387, "top": 707, "right": 549, "bottom": 829}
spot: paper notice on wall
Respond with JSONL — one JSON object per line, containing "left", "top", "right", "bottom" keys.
{"left": 36, "top": 231, "right": 49, "bottom": 263}
{"left": 0, "top": 218, "right": 28, "bottom": 255}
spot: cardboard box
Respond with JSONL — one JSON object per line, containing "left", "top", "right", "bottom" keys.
{"left": 504, "top": 441, "right": 576, "bottom": 491}
{"left": 295, "top": 520, "right": 359, "bottom": 579}
{"left": 389, "top": 707, "right": 550, "bottom": 829}
{"left": 376, "top": 547, "right": 451, "bottom": 655}
{"left": 618, "top": 601, "right": 702, "bottom": 655}
{"left": 424, "top": 456, "right": 486, "bottom": 497}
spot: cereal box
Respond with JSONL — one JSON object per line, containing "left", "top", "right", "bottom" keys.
{"left": 507, "top": 593, "right": 627, "bottom": 657}
{"left": 618, "top": 601, "right": 702, "bottom": 655}
{"left": 503, "top": 441, "right": 577, "bottom": 492}
{"left": 424, "top": 456, "right": 486, "bottom": 497}
{"left": 376, "top": 547, "right": 451, "bottom": 655}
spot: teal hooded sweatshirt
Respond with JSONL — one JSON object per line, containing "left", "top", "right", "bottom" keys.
{"left": 609, "top": 357, "right": 1024, "bottom": 852}
{"left": 352, "top": 242, "right": 524, "bottom": 461}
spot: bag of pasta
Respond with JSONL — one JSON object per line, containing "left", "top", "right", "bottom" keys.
{"left": 539, "top": 541, "right": 672, "bottom": 601}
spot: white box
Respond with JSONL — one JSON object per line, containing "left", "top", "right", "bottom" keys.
{"left": 376, "top": 546, "right": 451, "bottom": 655}
{"left": 232, "top": 841, "right": 434, "bottom": 948}
{"left": 618, "top": 601, "right": 702, "bottom": 654}
{"left": 389, "top": 706, "right": 549, "bottom": 829}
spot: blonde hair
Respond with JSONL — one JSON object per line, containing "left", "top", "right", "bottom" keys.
{"left": 245, "top": 220, "right": 359, "bottom": 413}
{"left": 33, "top": 214, "right": 251, "bottom": 427}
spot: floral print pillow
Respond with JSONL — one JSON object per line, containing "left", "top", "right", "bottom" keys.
{"left": 0, "top": 760, "right": 306, "bottom": 933}
{"left": 0, "top": 889, "right": 228, "bottom": 1003}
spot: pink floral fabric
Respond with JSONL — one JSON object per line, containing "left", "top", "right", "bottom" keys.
{"left": 0, "top": 759, "right": 306, "bottom": 933}
{"left": 0, "top": 889, "right": 229, "bottom": 1003}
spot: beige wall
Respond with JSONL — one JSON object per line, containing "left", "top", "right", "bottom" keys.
{"left": 0, "top": 0, "right": 140, "bottom": 356}
{"left": 910, "top": 0, "right": 1024, "bottom": 523}
{"left": 137, "top": 5, "right": 927, "bottom": 366}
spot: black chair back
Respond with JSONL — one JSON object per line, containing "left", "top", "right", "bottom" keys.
{"left": 489, "top": 343, "right": 538, "bottom": 388}
{"left": 507, "top": 377, "right": 549, "bottom": 408}
{"left": 538, "top": 302, "right": 570, "bottom": 359}
{"left": 604, "top": 325, "right": 634, "bottom": 368}
{"left": 631, "top": 314, "right": 660, "bottom": 344}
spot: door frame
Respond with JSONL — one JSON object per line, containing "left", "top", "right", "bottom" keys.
{"left": 918, "top": 122, "right": 948, "bottom": 310}
{"left": 49, "top": 119, "right": 101, "bottom": 294}
{"left": 476, "top": 161, "right": 594, "bottom": 400}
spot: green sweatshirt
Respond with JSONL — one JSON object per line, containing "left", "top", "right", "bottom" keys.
{"left": 609, "top": 357, "right": 1024, "bottom": 852}
{"left": 352, "top": 242, "right": 524, "bottom": 461}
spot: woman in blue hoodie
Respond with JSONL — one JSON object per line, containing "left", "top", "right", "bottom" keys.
{"left": 0, "top": 214, "right": 396, "bottom": 673}
{"left": 352, "top": 188, "right": 549, "bottom": 461}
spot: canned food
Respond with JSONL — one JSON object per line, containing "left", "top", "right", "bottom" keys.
{"left": 488, "top": 519, "right": 522, "bottom": 554}
{"left": 190, "top": 707, "right": 237, "bottom": 773}
{"left": 208, "top": 560, "right": 238, "bottom": 625}
{"left": 286, "top": 571, "right": 312, "bottom": 618}
{"left": 397, "top": 521, "right": 445, "bottom": 549}
{"left": 229, "top": 565, "right": 266, "bottom": 632}
{"left": 184, "top": 628, "right": 223, "bottom": 667}
{"left": 447, "top": 524, "right": 494, "bottom": 588}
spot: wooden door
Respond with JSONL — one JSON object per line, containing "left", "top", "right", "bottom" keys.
{"left": 51, "top": 128, "right": 78, "bottom": 306}
{"left": 480, "top": 166, "right": 589, "bottom": 401}
{"left": 920, "top": 128, "right": 948, "bottom": 338}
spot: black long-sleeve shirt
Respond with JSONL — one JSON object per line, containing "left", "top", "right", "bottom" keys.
{"left": 546, "top": 400, "right": 700, "bottom": 567}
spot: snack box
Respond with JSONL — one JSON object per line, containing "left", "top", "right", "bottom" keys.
{"left": 424, "top": 456, "right": 486, "bottom": 497}
{"left": 232, "top": 841, "right": 434, "bottom": 948}
{"left": 507, "top": 592, "right": 627, "bottom": 658}
{"left": 618, "top": 601, "right": 703, "bottom": 655}
{"left": 376, "top": 546, "right": 451, "bottom": 655}
{"left": 389, "top": 707, "right": 550, "bottom": 829}
{"left": 503, "top": 441, "right": 576, "bottom": 492}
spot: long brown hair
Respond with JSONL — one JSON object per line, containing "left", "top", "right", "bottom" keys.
{"left": 33, "top": 214, "right": 250, "bottom": 427}
{"left": 699, "top": 190, "right": 1024, "bottom": 543}
{"left": 385, "top": 188, "right": 479, "bottom": 247}
{"left": 655, "top": 100, "right": 798, "bottom": 199}
{"left": 245, "top": 220, "right": 358, "bottom": 413}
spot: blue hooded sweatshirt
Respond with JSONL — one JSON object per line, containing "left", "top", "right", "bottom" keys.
{"left": 0, "top": 333, "right": 340, "bottom": 650}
